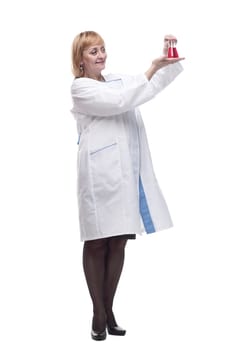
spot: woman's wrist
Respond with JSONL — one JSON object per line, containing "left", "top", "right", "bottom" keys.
{"left": 145, "top": 63, "right": 159, "bottom": 81}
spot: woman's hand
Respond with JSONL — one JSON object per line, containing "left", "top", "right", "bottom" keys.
{"left": 146, "top": 55, "right": 184, "bottom": 80}
{"left": 152, "top": 55, "right": 184, "bottom": 69}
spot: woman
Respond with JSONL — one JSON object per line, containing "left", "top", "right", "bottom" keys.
{"left": 70, "top": 31, "right": 184, "bottom": 341}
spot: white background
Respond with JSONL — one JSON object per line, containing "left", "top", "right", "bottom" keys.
{"left": 0, "top": 0, "right": 233, "bottom": 349}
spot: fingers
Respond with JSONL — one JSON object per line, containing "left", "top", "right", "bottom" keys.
{"left": 164, "top": 34, "right": 178, "bottom": 43}
{"left": 152, "top": 56, "right": 185, "bottom": 71}
{"left": 165, "top": 57, "right": 185, "bottom": 63}
{"left": 159, "top": 56, "right": 185, "bottom": 67}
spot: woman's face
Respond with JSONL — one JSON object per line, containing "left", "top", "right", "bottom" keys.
{"left": 82, "top": 43, "right": 107, "bottom": 78}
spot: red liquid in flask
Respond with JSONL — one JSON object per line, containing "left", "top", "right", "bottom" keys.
{"left": 173, "top": 47, "right": 179, "bottom": 57}
{"left": 168, "top": 41, "right": 179, "bottom": 58}
{"left": 168, "top": 47, "right": 174, "bottom": 58}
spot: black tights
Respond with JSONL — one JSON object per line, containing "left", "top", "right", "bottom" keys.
{"left": 83, "top": 237, "right": 127, "bottom": 332}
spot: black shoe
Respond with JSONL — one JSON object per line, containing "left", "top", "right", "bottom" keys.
{"left": 107, "top": 325, "right": 126, "bottom": 336}
{"left": 91, "top": 329, "right": 107, "bottom": 341}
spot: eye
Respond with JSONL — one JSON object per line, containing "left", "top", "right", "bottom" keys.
{"left": 101, "top": 46, "right": 106, "bottom": 53}
{"left": 90, "top": 49, "right": 97, "bottom": 55}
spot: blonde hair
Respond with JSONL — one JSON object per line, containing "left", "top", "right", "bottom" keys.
{"left": 71, "top": 31, "right": 105, "bottom": 77}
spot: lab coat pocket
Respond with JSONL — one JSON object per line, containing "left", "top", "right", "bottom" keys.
{"left": 89, "top": 142, "right": 122, "bottom": 202}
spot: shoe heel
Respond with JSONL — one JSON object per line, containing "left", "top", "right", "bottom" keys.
{"left": 107, "top": 325, "right": 126, "bottom": 336}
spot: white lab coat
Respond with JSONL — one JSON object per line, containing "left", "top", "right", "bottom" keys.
{"left": 71, "top": 62, "right": 183, "bottom": 241}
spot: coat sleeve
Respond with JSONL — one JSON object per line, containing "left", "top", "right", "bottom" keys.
{"left": 71, "top": 62, "right": 183, "bottom": 117}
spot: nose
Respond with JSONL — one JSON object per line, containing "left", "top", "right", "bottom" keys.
{"left": 97, "top": 50, "right": 105, "bottom": 58}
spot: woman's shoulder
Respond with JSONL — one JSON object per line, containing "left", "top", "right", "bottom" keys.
{"left": 71, "top": 77, "right": 100, "bottom": 92}
{"left": 71, "top": 73, "right": 140, "bottom": 91}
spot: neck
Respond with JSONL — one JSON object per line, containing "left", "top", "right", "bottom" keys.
{"left": 84, "top": 73, "right": 105, "bottom": 81}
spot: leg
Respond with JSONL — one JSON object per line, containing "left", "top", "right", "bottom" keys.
{"left": 83, "top": 238, "right": 108, "bottom": 333}
{"left": 104, "top": 237, "right": 128, "bottom": 328}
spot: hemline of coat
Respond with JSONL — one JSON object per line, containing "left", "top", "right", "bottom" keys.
{"left": 71, "top": 62, "right": 183, "bottom": 241}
